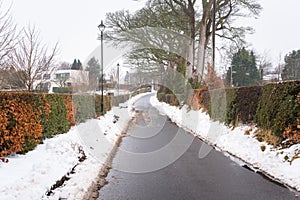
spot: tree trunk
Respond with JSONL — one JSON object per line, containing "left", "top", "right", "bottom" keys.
{"left": 186, "top": 40, "right": 194, "bottom": 79}
{"left": 197, "top": 22, "right": 207, "bottom": 81}
{"left": 186, "top": 0, "right": 196, "bottom": 80}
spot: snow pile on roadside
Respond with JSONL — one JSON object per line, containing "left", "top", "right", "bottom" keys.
{"left": 150, "top": 95, "right": 300, "bottom": 191}
{"left": 0, "top": 92, "right": 149, "bottom": 200}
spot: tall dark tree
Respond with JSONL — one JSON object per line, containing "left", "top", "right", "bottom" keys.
{"left": 71, "top": 59, "right": 83, "bottom": 70}
{"left": 226, "top": 47, "right": 260, "bottom": 86}
{"left": 282, "top": 50, "right": 300, "bottom": 81}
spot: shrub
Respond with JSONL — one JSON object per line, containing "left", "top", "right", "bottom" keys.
{"left": 111, "top": 94, "right": 130, "bottom": 107}
{"left": 42, "top": 94, "right": 71, "bottom": 139}
{"left": 235, "top": 86, "right": 261, "bottom": 124}
{"left": 62, "top": 95, "right": 76, "bottom": 126}
{"left": 0, "top": 91, "right": 127, "bottom": 156}
{"left": 53, "top": 87, "right": 72, "bottom": 94}
{"left": 255, "top": 81, "right": 300, "bottom": 139}
{"left": 224, "top": 87, "right": 238, "bottom": 126}
{"left": 72, "top": 95, "right": 96, "bottom": 123}
{"left": 95, "top": 95, "right": 111, "bottom": 116}
{"left": 159, "top": 81, "right": 299, "bottom": 145}
{"left": 157, "top": 93, "right": 180, "bottom": 106}
{"left": 208, "top": 89, "right": 227, "bottom": 122}
{"left": 0, "top": 93, "right": 45, "bottom": 155}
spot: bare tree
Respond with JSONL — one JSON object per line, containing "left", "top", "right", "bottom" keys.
{"left": 0, "top": 1, "right": 17, "bottom": 67}
{"left": 257, "top": 50, "right": 272, "bottom": 80}
{"left": 10, "top": 25, "right": 58, "bottom": 91}
{"left": 105, "top": 0, "right": 262, "bottom": 82}
{"left": 58, "top": 61, "right": 71, "bottom": 70}
{"left": 0, "top": 1, "right": 17, "bottom": 89}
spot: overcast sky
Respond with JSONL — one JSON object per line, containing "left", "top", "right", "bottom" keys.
{"left": 4, "top": 0, "right": 300, "bottom": 67}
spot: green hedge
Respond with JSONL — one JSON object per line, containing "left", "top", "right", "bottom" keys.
{"left": 43, "top": 94, "right": 70, "bottom": 139}
{"left": 111, "top": 94, "right": 130, "bottom": 107}
{"left": 73, "top": 95, "right": 96, "bottom": 123}
{"left": 235, "top": 86, "right": 262, "bottom": 124}
{"left": 255, "top": 81, "right": 300, "bottom": 138}
{"left": 53, "top": 87, "right": 72, "bottom": 94}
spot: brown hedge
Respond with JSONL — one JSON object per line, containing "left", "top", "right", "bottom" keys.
{"left": 0, "top": 93, "right": 46, "bottom": 156}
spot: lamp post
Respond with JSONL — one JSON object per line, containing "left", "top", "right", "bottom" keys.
{"left": 117, "top": 63, "right": 120, "bottom": 96}
{"left": 98, "top": 20, "right": 105, "bottom": 114}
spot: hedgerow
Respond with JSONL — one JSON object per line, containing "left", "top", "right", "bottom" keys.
{"left": 255, "top": 81, "right": 300, "bottom": 141}
{"left": 159, "top": 81, "right": 300, "bottom": 145}
{"left": 42, "top": 94, "right": 71, "bottom": 139}
{"left": 0, "top": 93, "right": 45, "bottom": 155}
{"left": 0, "top": 92, "right": 132, "bottom": 157}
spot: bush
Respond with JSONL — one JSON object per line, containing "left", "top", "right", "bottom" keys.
{"left": 207, "top": 89, "right": 227, "bottom": 122}
{"left": 0, "top": 91, "right": 130, "bottom": 156}
{"left": 255, "top": 81, "right": 300, "bottom": 139}
{"left": 224, "top": 87, "right": 238, "bottom": 126}
{"left": 0, "top": 93, "right": 45, "bottom": 155}
{"left": 184, "top": 81, "right": 300, "bottom": 145}
{"left": 62, "top": 95, "right": 76, "bottom": 126}
{"left": 42, "top": 94, "right": 71, "bottom": 139}
{"left": 73, "top": 95, "right": 96, "bottom": 123}
{"left": 53, "top": 87, "right": 72, "bottom": 94}
{"left": 235, "top": 86, "right": 261, "bottom": 124}
{"left": 111, "top": 94, "right": 130, "bottom": 107}
{"left": 157, "top": 93, "right": 180, "bottom": 106}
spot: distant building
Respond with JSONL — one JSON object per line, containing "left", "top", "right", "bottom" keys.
{"left": 35, "top": 69, "right": 89, "bottom": 93}
{"left": 263, "top": 72, "right": 281, "bottom": 83}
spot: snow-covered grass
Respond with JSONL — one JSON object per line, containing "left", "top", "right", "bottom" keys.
{"left": 0, "top": 92, "right": 150, "bottom": 200}
{"left": 150, "top": 94, "right": 300, "bottom": 192}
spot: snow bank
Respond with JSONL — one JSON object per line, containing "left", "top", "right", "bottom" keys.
{"left": 150, "top": 94, "right": 300, "bottom": 191}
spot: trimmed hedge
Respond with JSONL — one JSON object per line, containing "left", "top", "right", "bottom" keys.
{"left": 0, "top": 93, "right": 47, "bottom": 155}
{"left": 73, "top": 95, "right": 96, "bottom": 123}
{"left": 0, "top": 92, "right": 132, "bottom": 156}
{"left": 235, "top": 86, "right": 262, "bottom": 124}
{"left": 255, "top": 81, "right": 300, "bottom": 140}
{"left": 53, "top": 87, "right": 72, "bottom": 94}
{"left": 160, "top": 81, "right": 300, "bottom": 144}
{"left": 157, "top": 93, "right": 181, "bottom": 106}
{"left": 43, "top": 94, "right": 71, "bottom": 139}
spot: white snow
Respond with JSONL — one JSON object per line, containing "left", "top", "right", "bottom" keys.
{"left": 0, "top": 92, "right": 150, "bottom": 200}
{"left": 150, "top": 94, "right": 300, "bottom": 192}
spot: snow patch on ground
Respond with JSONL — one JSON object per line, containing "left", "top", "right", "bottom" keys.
{"left": 0, "top": 92, "right": 150, "bottom": 200}
{"left": 150, "top": 94, "right": 300, "bottom": 192}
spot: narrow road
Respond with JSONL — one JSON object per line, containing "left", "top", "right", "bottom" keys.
{"left": 98, "top": 94, "right": 299, "bottom": 200}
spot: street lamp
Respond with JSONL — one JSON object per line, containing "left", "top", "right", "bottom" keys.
{"left": 98, "top": 20, "right": 105, "bottom": 114}
{"left": 117, "top": 63, "right": 120, "bottom": 96}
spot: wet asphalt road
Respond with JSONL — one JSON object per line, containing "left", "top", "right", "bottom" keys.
{"left": 98, "top": 94, "right": 299, "bottom": 200}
